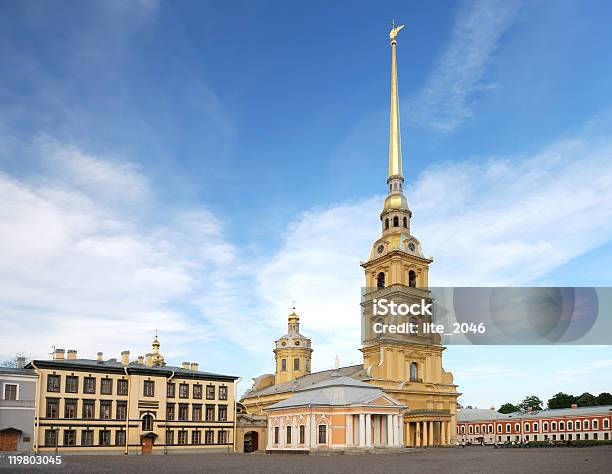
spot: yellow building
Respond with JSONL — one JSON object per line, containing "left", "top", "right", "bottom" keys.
{"left": 241, "top": 25, "right": 459, "bottom": 448}
{"left": 29, "top": 338, "right": 238, "bottom": 454}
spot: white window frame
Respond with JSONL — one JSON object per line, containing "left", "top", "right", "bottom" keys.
{"left": 2, "top": 383, "right": 19, "bottom": 400}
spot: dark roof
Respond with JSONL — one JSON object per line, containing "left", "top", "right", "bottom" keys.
{"left": 242, "top": 364, "right": 367, "bottom": 399}
{"left": 27, "top": 359, "right": 238, "bottom": 381}
{"left": 0, "top": 367, "right": 36, "bottom": 376}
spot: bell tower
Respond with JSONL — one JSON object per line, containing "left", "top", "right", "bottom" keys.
{"left": 361, "top": 24, "right": 442, "bottom": 382}
{"left": 273, "top": 308, "right": 313, "bottom": 385}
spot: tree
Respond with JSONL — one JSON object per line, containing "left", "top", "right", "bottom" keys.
{"left": 498, "top": 403, "right": 519, "bottom": 414}
{"left": 548, "top": 392, "right": 577, "bottom": 409}
{"left": 518, "top": 395, "right": 543, "bottom": 412}
{"left": 596, "top": 392, "right": 612, "bottom": 406}
{"left": 576, "top": 392, "right": 598, "bottom": 407}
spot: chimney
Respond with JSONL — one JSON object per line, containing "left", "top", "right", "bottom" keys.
{"left": 97, "top": 352, "right": 103, "bottom": 362}
{"left": 181, "top": 362, "right": 190, "bottom": 369}
{"left": 121, "top": 351, "right": 130, "bottom": 366}
{"left": 571, "top": 404, "right": 577, "bottom": 409}
{"left": 67, "top": 350, "right": 77, "bottom": 360}
{"left": 190, "top": 362, "right": 199, "bottom": 371}
{"left": 54, "top": 349, "right": 65, "bottom": 360}
{"left": 16, "top": 356, "right": 26, "bottom": 369}
{"left": 145, "top": 353, "right": 153, "bottom": 367}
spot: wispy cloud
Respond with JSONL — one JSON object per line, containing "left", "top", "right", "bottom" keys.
{"left": 409, "top": 0, "right": 521, "bottom": 133}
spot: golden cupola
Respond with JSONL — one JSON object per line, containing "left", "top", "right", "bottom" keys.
{"left": 273, "top": 307, "right": 313, "bottom": 385}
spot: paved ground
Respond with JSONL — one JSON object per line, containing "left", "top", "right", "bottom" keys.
{"left": 2, "top": 446, "right": 611, "bottom": 474}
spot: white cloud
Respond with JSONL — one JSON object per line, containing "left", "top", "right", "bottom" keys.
{"left": 0, "top": 141, "right": 231, "bottom": 361}
{"left": 409, "top": 0, "right": 521, "bottom": 132}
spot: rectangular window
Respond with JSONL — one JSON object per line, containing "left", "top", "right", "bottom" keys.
{"left": 218, "top": 430, "right": 227, "bottom": 444}
{"left": 179, "top": 383, "right": 189, "bottom": 399}
{"left": 100, "top": 400, "right": 112, "bottom": 420}
{"left": 178, "top": 404, "right": 189, "bottom": 421}
{"left": 294, "top": 358, "right": 300, "bottom": 370}
{"left": 65, "top": 376, "right": 78, "bottom": 394}
{"left": 64, "top": 399, "right": 77, "bottom": 419}
{"left": 575, "top": 421, "right": 581, "bottom": 430}
{"left": 219, "top": 386, "right": 228, "bottom": 401}
{"left": 506, "top": 424, "right": 510, "bottom": 433}
{"left": 178, "top": 430, "right": 188, "bottom": 445}
{"left": 560, "top": 421, "right": 565, "bottom": 430}
{"left": 83, "top": 377, "right": 96, "bottom": 394}
{"left": 192, "top": 430, "right": 201, "bottom": 445}
{"left": 115, "top": 430, "right": 126, "bottom": 446}
{"left": 532, "top": 422, "right": 538, "bottom": 432}
{"left": 274, "top": 427, "right": 279, "bottom": 444}
{"left": 100, "top": 378, "right": 113, "bottom": 395}
{"left": 117, "top": 379, "right": 128, "bottom": 396}
{"left": 46, "top": 398, "right": 59, "bottom": 418}
{"left": 63, "top": 429, "right": 76, "bottom": 447}
{"left": 286, "top": 425, "right": 292, "bottom": 444}
{"left": 81, "top": 430, "right": 93, "bottom": 446}
{"left": 193, "top": 384, "right": 202, "bottom": 399}
{"left": 166, "top": 430, "right": 174, "bottom": 446}
{"left": 193, "top": 404, "right": 202, "bottom": 421}
{"left": 594, "top": 433, "right": 598, "bottom": 440}
{"left": 205, "top": 430, "right": 214, "bottom": 445}
{"left": 218, "top": 405, "right": 228, "bottom": 422}
{"left": 584, "top": 420, "right": 589, "bottom": 429}
{"left": 166, "top": 404, "right": 175, "bottom": 421}
{"left": 318, "top": 425, "right": 327, "bottom": 444}
{"left": 515, "top": 423, "right": 520, "bottom": 432}
{"left": 205, "top": 404, "right": 215, "bottom": 421}
{"left": 543, "top": 422, "right": 548, "bottom": 431}
{"left": 82, "top": 399, "right": 95, "bottom": 419}
{"left": 167, "top": 382, "right": 176, "bottom": 398}
{"left": 592, "top": 420, "right": 598, "bottom": 429}
{"left": 47, "top": 375, "right": 60, "bottom": 392}
{"left": 552, "top": 422, "right": 557, "bottom": 431}
{"left": 4, "top": 384, "right": 17, "bottom": 400}
{"left": 524, "top": 424, "right": 530, "bottom": 432}
{"left": 281, "top": 359, "right": 286, "bottom": 371}
{"left": 99, "top": 430, "right": 111, "bottom": 446}
{"left": 206, "top": 385, "right": 215, "bottom": 400}
{"left": 568, "top": 421, "right": 573, "bottom": 430}
{"left": 143, "top": 380, "right": 154, "bottom": 397}
{"left": 116, "top": 401, "right": 127, "bottom": 420}
{"left": 604, "top": 419, "right": 609, "bottom": 429}
{"left": 552, "top": 434, "right": 556, "bottom": 440}
{"left": 44, "top": 429, "right": 58, "bottom": 447}
{"left": 299, "top": 425, "right": 305, "bottom": 444}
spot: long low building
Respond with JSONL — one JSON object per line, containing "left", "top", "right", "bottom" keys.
{"left": 457, "top": 405, "right": 612, "bottom": 444}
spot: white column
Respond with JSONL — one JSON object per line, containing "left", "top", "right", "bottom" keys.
{"left": 347, "top": 415, "right": 354, "bottom": 446}
{"left": 387, "top": 415, "right": 393, "bottom": 447}
{"left": 293, "top": 419, "right": 298, "bottom": 447}
{"left": 305, "top": 416, "right": 311, "bottom": 448}
{"left": 423, "top": 421, "right": 428, "bottom": 447}
{"left": 366, "top": 413, "right": 372, "bottom": 447}
{"left": 359, "top": 413, "right": 366, "bottom": 447}
{"left": 429, "top": 421, "right": 434, "bottom": 446}
{"left": 311, "top": 415, "right": 316, "bottom": 447}
{"left": 441, "top": 422, "right": 446, "bottom": 445}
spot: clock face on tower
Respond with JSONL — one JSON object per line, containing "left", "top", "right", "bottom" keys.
{"left": 408, "top": 242, "right": 416, "bottom": 252}
{"left": 377, "top": 244, "right": 385, "bottom": 254}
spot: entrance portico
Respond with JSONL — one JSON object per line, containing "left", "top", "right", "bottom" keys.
{"left": 403, "top": 410, "right": 452, "bottom": 447}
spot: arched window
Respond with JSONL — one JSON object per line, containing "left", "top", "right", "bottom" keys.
{"left": 377, "top": 272, "right": 385, "bottom": 288}
{"left": 403, "top": 217, "right": 407, "bottom": 228}
{"left": 385, "top": 218, "right": 389, "bottom": 230}
{"left": 409, "top": 270, "right": 417, "bottom": 288}
{"left": 293, "top": 358, "right": 300, "bottom": 370}
{"left": 393, "top": 216, "right": 399, "bottom": 227}
{"left": 142, "top": 414, "right": 153, "bottom": 431}
{"left": 409, "top": 362, "right": 418, "bottom": 381}
{"left": 409, "top": 317, "right": 418, "bottom": 335}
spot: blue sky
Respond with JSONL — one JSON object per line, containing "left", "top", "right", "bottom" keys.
{"left": 1, "top": 0, "right": 611, "bottom": 408}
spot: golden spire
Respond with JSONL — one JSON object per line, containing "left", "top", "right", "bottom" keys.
{"left": 388, "top": 23, "right": 405, "bottom": 178}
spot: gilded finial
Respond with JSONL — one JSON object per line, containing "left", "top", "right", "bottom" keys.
{"left": 389, "top": 23, "right": 405, "bottom": 42}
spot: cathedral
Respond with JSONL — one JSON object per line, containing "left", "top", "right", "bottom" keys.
{"left": 237, "top": 26, "right": 459, "bottom": 451}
